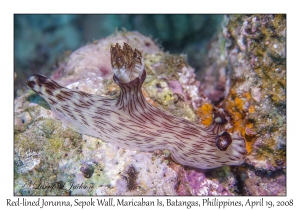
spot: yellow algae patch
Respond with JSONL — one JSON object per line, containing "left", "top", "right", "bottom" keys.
{"left": 196, "top": 103, "right": 213, "bottom": 126}
{"left": 107, "top": 82, "right": 118, "bottom": 92}
{"left": 224, "top": 89, "right": 258, "bottom": 153}
{"left": 243, "top": 92, "right": 251, "bottom": 99}
{"left": 234, "top": 97, "right": 245, "bottom": 111}
{"left": 245, "top": 140, "right": 254, "bottom": 154}
{"left": 244, "top": 123, "right": 257, "bottom": 153}
{"left": 248, "top": 105, "right": 255, "bottom": 114}
{"left": 47, "top": 138, "right": 63, "bottom": 153}
{"left": 227, "top": 98, "right": 257, "bottom": 153}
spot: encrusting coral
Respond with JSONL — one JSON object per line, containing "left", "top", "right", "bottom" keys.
{"left": 223, "top": 15, "right": 286, "bottom": 171}
{"left": 198, "top": 14, "right": 286, "bottom": 195}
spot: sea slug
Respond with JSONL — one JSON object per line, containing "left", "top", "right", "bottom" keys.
{"left": 26, "top": 43, "right": 246, "bottom": 169}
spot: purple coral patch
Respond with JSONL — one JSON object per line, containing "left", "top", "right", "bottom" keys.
{"left": 185, "top": 170, "right": 232, "bottom": 196}
{"left": 168, "top": 80, "right": 184, "bottom": 95}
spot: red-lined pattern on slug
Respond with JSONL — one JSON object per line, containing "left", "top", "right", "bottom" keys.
{"left": 26, "top": 43, "right": 246, "bottom": 169}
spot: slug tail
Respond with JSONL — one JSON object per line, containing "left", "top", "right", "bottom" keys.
{"left": 26, "top": 74, "right": 113, "bottom": 137}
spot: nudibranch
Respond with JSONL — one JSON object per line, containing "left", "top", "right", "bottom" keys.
{"left": 26, "top": 43, "right": 246, "bottom": 169}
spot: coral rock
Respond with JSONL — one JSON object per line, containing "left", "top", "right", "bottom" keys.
{"left": 14, "top": 31, "right": 204, "bottom": 195}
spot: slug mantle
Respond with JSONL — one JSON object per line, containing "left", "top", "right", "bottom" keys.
{"left": 26, "top": 43, "right": 246, "bottom": 169}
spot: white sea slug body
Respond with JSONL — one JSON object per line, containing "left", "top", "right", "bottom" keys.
{"left": 26, "top": 43, "right": 246, "bottom": 169}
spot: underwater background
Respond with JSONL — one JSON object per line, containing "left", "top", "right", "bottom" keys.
{"left": 14, "top": 14, "right": 223, "bottom": 95}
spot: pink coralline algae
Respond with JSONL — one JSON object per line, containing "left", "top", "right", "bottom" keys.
{"left": 170, "top": 163, "right": 233, "bottom": 196}
{"left": 168, "top": 80, "right": 184, "bottom": 96}
{"left": 185, "top": 170, "right": 232, "bottom": 196}
{"left": 238, "top": 167, "right": 286, "bottom": 195}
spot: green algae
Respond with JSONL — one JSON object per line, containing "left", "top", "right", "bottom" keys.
{"left": 14, "top": 108, "right": 84, "bottom": 195}
{"left": 144, "top": 53, "right": 188, "bottom": 76}
{"left": 143, "top": 52, "right": 198, "bottom": 123}
{"left": 91, "top": 169, "right": 111, "bottom": 187}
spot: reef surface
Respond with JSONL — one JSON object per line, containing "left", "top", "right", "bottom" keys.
{"left": 199, "top": 14, "right": 286, "bottom": 195}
